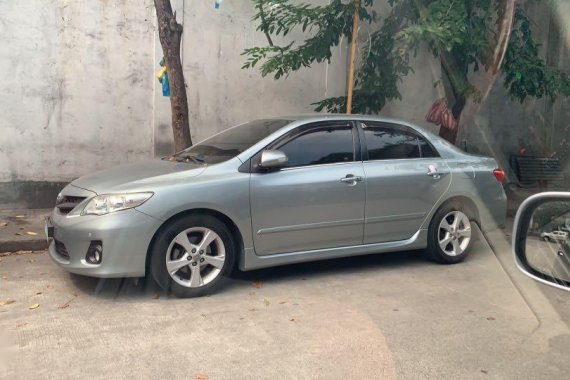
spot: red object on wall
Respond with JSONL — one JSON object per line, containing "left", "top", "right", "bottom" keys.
{"left": 426, "top": 98, "right": 457, "bottom": 130}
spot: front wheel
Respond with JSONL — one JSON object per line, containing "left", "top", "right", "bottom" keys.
{"left": 427, "top": 204, "right": 474, "bottom": 264}
{"left": 149, "top": 214, "right": 236, "bottom": 298}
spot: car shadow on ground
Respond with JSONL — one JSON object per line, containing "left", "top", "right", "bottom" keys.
{"left": 67, "top": 249, "right": 430, "bottom": 300}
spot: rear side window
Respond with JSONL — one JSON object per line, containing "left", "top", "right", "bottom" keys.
{"left": 418, "top": 138, "right": 439, "bottom": 158}
{"left": 364, "top": 126, "right": 420, "bottom": 160}
{"left": 277, "top": 125, "right": 354, "bottom": 167}
{"left": 363, "top": 124, "right": 439, "bottom": 160}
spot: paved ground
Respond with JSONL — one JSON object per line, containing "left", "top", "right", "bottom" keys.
{"left": 1, "top": 227, "right": 570, "bottom": 379}
{"left": 0, "top": 209, "right": 49, "bottom": 252}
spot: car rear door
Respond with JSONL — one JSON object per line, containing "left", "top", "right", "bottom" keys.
{"left": 250, "top": 121, "right": 366, "bottom": 255}
{"left": 360, "top": 121, "right": 451, "bottom": 243}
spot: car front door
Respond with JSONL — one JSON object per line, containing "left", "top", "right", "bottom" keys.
{"left": 360, "top": 121, "right": 451, "bottom": 243}
{"left": 250, "top": 122, "right": 366, "bottom": 256}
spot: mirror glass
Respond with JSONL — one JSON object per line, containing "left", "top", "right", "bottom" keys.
{"left": 525, "top": 201, "right": 570, "bottom": 284}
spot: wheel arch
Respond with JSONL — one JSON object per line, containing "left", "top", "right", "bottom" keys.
{"left": 436, "top": 195, "right": 481, "bottom": 227}
{"left": 145, "top": 208, "right": 245, "bottom": 275}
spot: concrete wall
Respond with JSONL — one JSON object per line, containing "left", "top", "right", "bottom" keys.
{"left": 0, "top": 0, "right": 347, "bottom": 208}
{"left": 1, "top": 0, "right": 567, "bottom": 209}
{"left": 153, "top": 0, "right": 347, "bottom": 155}
{"left": 0, "top": 0, "right": 157, "bottom": 208}
{"left": 0, "top": 0, "right": 156, "bottom": 183}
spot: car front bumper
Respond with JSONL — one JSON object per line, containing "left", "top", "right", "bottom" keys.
{"left": 46, "top": 208, "right": 162, "bottom": 278}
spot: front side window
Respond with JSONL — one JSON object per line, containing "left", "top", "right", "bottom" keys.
{"left": 277, "top": 124, "right": 354, "bottom": 168}
{"left": 363, "top": 124, "right": 439, "bottom": 160}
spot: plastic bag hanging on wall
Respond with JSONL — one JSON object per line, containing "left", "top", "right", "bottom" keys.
{"left": 162, "top": 72, "right": 170, "bottom": 97}
{"left": 156, "top": 58, "right": 170, "bottom": 97}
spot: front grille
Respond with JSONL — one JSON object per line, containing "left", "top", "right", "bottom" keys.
{"left": 54, "top": 240, "right": 70, "bottom": 260}
{"left": 56, "top": 196, "right": 86, "bottom": 215}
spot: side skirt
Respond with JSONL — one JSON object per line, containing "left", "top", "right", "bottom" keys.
{"left": 239, "top": 229, "right": 428, "bottom": 271}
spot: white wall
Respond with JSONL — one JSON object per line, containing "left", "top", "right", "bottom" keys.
{"left": 153, "top": 0, "right": 348, "bottom": 154}
{"left": 0, "top": 0, "right": 349, "bottom": 186}
{"left": 0, "top": 0, "right": 156, "bottom": 183}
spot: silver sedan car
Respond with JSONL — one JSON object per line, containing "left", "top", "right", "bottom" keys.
{"left": 46, "top": 115, "right": 506, "bottom": 297}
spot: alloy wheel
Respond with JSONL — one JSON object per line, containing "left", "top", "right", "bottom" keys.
{"left": 438, "top": 211, "right": 472, "bottom": 256}
{"left": 165, "top": 227, "right": 226, "bottom": 288}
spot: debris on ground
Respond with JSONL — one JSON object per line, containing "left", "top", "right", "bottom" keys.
{"left": 251, "top": 281, "right": 263, "bottom": 289}
{"left": 0, "top": 299, "right": 16, "bottom": 306}
{"left": 0, "top": 250, "right": 44, "bottom": 257}
{"left": 58, "top": 294, "right": 78, "bottom": 309}
{"left": 28, "top": 303, "right": 39, "bottom": 310}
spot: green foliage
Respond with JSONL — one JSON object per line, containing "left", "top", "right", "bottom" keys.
{"left": 243, "top": 0, "right": 569, "bottom": 115}
{"left": 313, "top": 0, "right": 416, "bottom": 113}
{"left": 502, "top": 5, "right": 570, "bottom": 103}
{"left": 241, "top": 0, "right": 375, "bottom": 79}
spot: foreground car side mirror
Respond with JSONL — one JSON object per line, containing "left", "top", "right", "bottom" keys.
{"left": 513, "top": 192, "right": 570, "bottom": 291}
{"left": 260, "top": 150, "right": 288, "bottom": 169}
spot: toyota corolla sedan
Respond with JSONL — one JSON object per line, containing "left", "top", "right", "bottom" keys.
{"left": 45, "top": 115, "right": 506, "bottom": 297}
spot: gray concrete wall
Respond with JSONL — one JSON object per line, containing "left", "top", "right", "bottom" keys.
{"left": 0, "top": 0, "right": 347, "bottom": 208}
{"left": 0, "top": 0, "right": 156, "bottom": 184}
{"left": 153, "top": 0, "right": 348, "bottom": 155}
{"left": 1, "top": 0, "right": 567, "bottom": 209}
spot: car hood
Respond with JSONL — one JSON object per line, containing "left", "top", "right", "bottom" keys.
{"left": 71, "top": 160, "right": 206, "bottom": 194}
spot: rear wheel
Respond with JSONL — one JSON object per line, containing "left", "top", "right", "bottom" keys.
{"left": 149, "top": 214, "right": 236, "bottom": 298}
{"left": 427, "top": 203, "right": 474, "bottom": 264}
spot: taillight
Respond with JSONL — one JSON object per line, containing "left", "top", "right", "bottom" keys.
{"left": 493, "top": 168, "right": 505, "bottom": 182}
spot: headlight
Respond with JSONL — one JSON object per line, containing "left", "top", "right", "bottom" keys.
{"left": 81, "top": 192, "right": 154, "bottom": 216}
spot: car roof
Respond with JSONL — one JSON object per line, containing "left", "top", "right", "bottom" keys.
{"left": 271, "top": 114, "right": 440, "bottom": 137}
{"left": 275, "top": 113, "right": 421, "bottom": 126}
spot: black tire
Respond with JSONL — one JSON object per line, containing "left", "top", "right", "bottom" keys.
{"left": 149, "top": 214, "right": 236, "bottom": 298}
{"left": 426, "top": 202, "right": 475, "bottom": 264}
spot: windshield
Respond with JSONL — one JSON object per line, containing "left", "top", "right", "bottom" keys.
{"left": 172, "top": 119, "right": 290, "bottom": 164}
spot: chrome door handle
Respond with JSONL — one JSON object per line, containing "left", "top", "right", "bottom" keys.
{"left": 427, "top": 165, "right": 440, "bottom": 179}
{"left": 340, "top": 175, "right": 363, "bottom": 184}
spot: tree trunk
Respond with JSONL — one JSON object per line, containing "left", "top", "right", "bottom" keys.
{"left": 154, "top": 0, "right": 192, "bottom": 152}
{"left": 438, "top": 54, "right": 467, "bottom": 145}
{"left": 439, "top": 0, "right": 516, "bottom": 148}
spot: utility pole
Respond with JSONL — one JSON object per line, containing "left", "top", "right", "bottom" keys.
{"left": 346, "top": 0, "right": 361, "bottom": 114}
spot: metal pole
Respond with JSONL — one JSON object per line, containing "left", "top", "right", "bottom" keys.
{"left": 346, "top": 0, "right": 361, "bottom": 114}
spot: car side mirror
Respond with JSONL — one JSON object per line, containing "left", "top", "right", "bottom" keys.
{"left": 513, "top": 192, "right": 570, "bottom": 291}
{"left": 260, "top": 150, "right": 288, "bottom": 169}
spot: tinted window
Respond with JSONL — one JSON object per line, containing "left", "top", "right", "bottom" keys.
{"left": 364, "top": 126, "right": 420, "bottom": 160}
{"left": 177, "top": 119, "right": 290, "bottom": 164}
{"left": 277, "top": 125, "right": 354, "bottom": 167}
{"left": 418, "top": 138, "right": 440, "bottom": 158}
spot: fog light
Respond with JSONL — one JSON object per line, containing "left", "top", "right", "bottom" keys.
{"left": 86, "top": 241, "right": 103, "bottom": 264}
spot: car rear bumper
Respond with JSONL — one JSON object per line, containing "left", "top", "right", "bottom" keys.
{"left": 46, "top": 208, "right": 161, "bottom": 278}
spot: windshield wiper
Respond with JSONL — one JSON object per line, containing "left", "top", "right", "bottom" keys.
{"left": 173, "top": 153, "right": 206, "bottom": 165}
